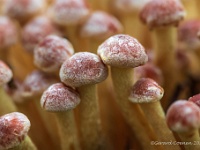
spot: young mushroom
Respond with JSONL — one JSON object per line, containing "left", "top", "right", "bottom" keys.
{"left": 97, "top": 34, "right": 159, "bottom": 149}
{"left": 166, "top": 100, "right": 200, "bottom": 150}
{"left": 34, "top": 35, "right": 74, "bottom": 74}
{"left": 0, "top": 112, "right": 36, "bottom": 150}
{"left": 41, "top": 83, "right": 81, "bottom": 150}
{"left": 140, "top": 0, "right": 186, "bottom": 109}
{"left": 60, "top": 52, "right": 108, "bottom": 150}
{"left": 129, "top": 78, "right": 180, "bottom": 150}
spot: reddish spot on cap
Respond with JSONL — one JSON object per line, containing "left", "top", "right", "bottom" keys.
{"left": 80, "top": 11, "right": 123, "bottom": 40}
{"left": 0, "top": 60, "right": 13, "bottom": 86}
{"left": 60, "top": 52, "right": 108, "bottom": 87}
{"left": 0, "top": 16, "right": 17, "bottom": 49}
{"left": 22, "top": 70, "right": 58, "bottom": 98}
{"left": 97, "top": 34, "right": 148, "bottom": 68}
{"left": 188, "top": 94, "right": 200, "bottom": 108}
{"left": 22, "top": 15, "right": 60, "bottom": 53}
{"left": 0, "top": 112, "right": 30, "bottom": 149}
{"left": 139, "top": 0, "right": 185, "bottom": 29}
{"left": 49, "top": 0, "right": 90, "bottom": 26}
{"left": 41, "top": 83, "right": 80, "bottom": 112}
{"left": 34, "top": 35, "right": 74, "bottom": 73}
{"left": 129, "top": 78, "right": 164, "bottom": 103}
{"left": 3, "top": 0, "right": 45, "bottom": 19}
{"left": 166, "top": 100, "right": 200, "bottom": 133}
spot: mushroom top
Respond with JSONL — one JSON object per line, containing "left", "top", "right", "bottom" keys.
{"left": 3, "top": 0, "right": 45, "bottom": 19}
{"left": 0, "top": 60, "right": 13, "bottom": 86}
{"left": 79, "top": 11, "right": 123, "bottom": 40}
{"left": 34, "top": 35, "right": 74, "bottom": 73}
{"left": 113, "top": 0, "right": 151, "bottom": 13}
{"left": 0, "top": 16, "right": 17, "bottom": 49}
{"left": 49, "top": 0, "right": 90, "bottom": 26}
{"left": 60, "top": 52, "right": 108, "bottom": 87}
{"left": 0, "top": 112, "right": 30, "bottom": 150}
{"left": 178, "top": 19, "right": 200, "bottom": 50}
{"left": 41, "top": 83, "right": 80, "bottom": 112}
{"left": 140, "top": 0, "right": 186, "bottom": 29}
{"left": 188, "top": 94, "right": 200, "bottom": 108}
{"left": 129, "top": 78, "right": 164, "bottom": 103}
{"left": 22, "top": 70, "right": 58, "bottom": 99}
{"left": 166, "top": 100, "right": 200, "bottom": 133}
{"left": 22, "top": 15, "right": 59, "bottom": 53}
{"left": 97, "top": 34, "right": 148, "bottom": 68}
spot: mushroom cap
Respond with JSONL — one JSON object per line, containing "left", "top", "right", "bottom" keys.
{"left": 0, "top": 60, "right": 13, "bottom": 86}
{"left": 166, "top": 100, "right": 200, "bottom": 133}
{"left": 0, "top": 16, "right": 17, "bottom": 49}
{"left": 113, "top": 0, "right": 151, "bottom": 13}
{"left": 139, "top": 0, "right": 186, "bottom": 29}
{"left": 79, "top": 11, "right": 123, "bottom": 40}
{"left": 21, "top": 70, "right": 58, "bottom": 99}
{"left": 97, "top": 34, "right": 148, "bottom": 68}
{"left": 178, "top": 19, "right": 200, "bottom": 50}
{"left": 3, "top": 0, "right": 45, "bottom": 19}
{"left": 34, "top": 35, "right": 74, "bottom": 73}
{"left": 22, "top": 15, "right": 60, "bottom": 53}
{"left": 129, "top": 78, "right": 164, "bottom": 103}
{"left": 188, "top": 94, "right": 200, "bottom": 108}
{"left": 0, "top": 112, "right": 30, "bottom": 150}
{"left": 41, "top": 83, "right": 80, "bottom": 112}
{"left": 49, "top": 0, "right": 90, "bottom": 26}
{"left": 60, "top": 52, "right": 108, "bottom": 87}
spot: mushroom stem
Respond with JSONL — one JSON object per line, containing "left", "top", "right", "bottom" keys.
{"left": 65, "top": 26, "right": 79, "bottom": 52}
{"left": 56, "top": 112, "right": 80, "bottom": 150}
{"left": 153, "top": 26, "right": 178, "bottom": 109}
{"left": 77, "top": 84, "right": 103, "bottom": 150}
{"left": 9, "top": 136, "right": 37, "bottom": 150}
{"left": 110, "top": 67, "right": 160, "bottom": 150}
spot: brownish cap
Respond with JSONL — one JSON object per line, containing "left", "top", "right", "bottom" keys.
{"left": 3, "top": 0, "right": 46, "bottom": 20}
{"left": 79, "top": 11, "right": 123, "bottom": 40}
{"left": 188, "top": 94, "right": 200, "bottom": 108}
{"left": 166, "top": 100, "right": 200, "bottom": 133}
{"left": 0, "top": 16, "right": 17, "bottom": 49}
{"left": 129, "top": 78, "right": 164, "bottom": 103}
{"left": 60, "top": 52, "right": 108, "bottom": 87}
{"left": 134, "top": 62, "right": 163, "bottom": 85}
{"left": 139, "top": 0, "right": 186, "bottom": 29}
{"left": 0, "top": 60, "right": 13, "bottom": 86}
{"left": 41, "top": 83, "right": 80, "bottom": 112}
{"left": 97, "top": 34, "right": 148, "bottom": 68}
{"left": 0, "top": 112, "right": 30, "bottom": 150}
{"left": 178, "top": 19, "right": 200, "bottom": 50}
{"left": 22, "top": 15, "right": 60, "bottom": 54}
{"left": 34, "top": 35, "right": 74, "bottom": 73}
{"left": 21, "top": 70, "right": 58, "bottom": 99}
{"left": 49, "top": 0, "right": 90, "bottom": 26}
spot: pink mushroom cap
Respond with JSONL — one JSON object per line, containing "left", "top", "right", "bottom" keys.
{"left": 60, "top": 52, "right": 108, "bottom": 87}
{"left": 34, "top": 35, "right": 74, "bottom": 72}
{"left": 188, "top": 94, "right": 200, "bottom": 108}
{"left": 0, "top": 112, "right": 30, "bottom": 150}
{"left": 41, "top": 83, "right": 80, "bottom": 112}
{"left": 166, "top": 100, "right": 200, "bottom": 133}
{"left": 0, "top": 60, "right": 13, "bottom": 86}
{"left": 97, "top": 34, "right": 148, "bottom": 68}
{"left": 129, "top": 78, "right": 164, "bottom": 103}
{"left": 140, "top": 0, "right": 186, "bottom": 29}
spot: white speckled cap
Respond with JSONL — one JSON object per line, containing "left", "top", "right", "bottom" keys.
{"left": 0, "top": 60, "right": 13, "bottom": 86}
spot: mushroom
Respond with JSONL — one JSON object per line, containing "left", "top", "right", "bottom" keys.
{"left": 60, "top": 52, "right": 108, "bottom": 150}
{"left": 140, "top": 0, "right": 186, "bottom": 109}
{"left": 166, "top": 100, "right": 200, "bottom": 150}
{"left": 0, "top": 112, "right": 36, "bottom": 150}
{"left": 129, "top": 78, "right": 180, "bottom": 150}
{"left": 41, "top": 83, "right": 81, "bottom": 150}
{"left": 97, "top": 34, "right": 159, "bottom": 149}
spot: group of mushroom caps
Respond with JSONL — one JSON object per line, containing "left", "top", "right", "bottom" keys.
{"left": 0, "top": 0, "right": 200, "bottom": 150}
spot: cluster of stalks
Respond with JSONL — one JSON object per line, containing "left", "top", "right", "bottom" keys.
{"left": 1, "top": 0, "right": 200, "bottom": 150}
